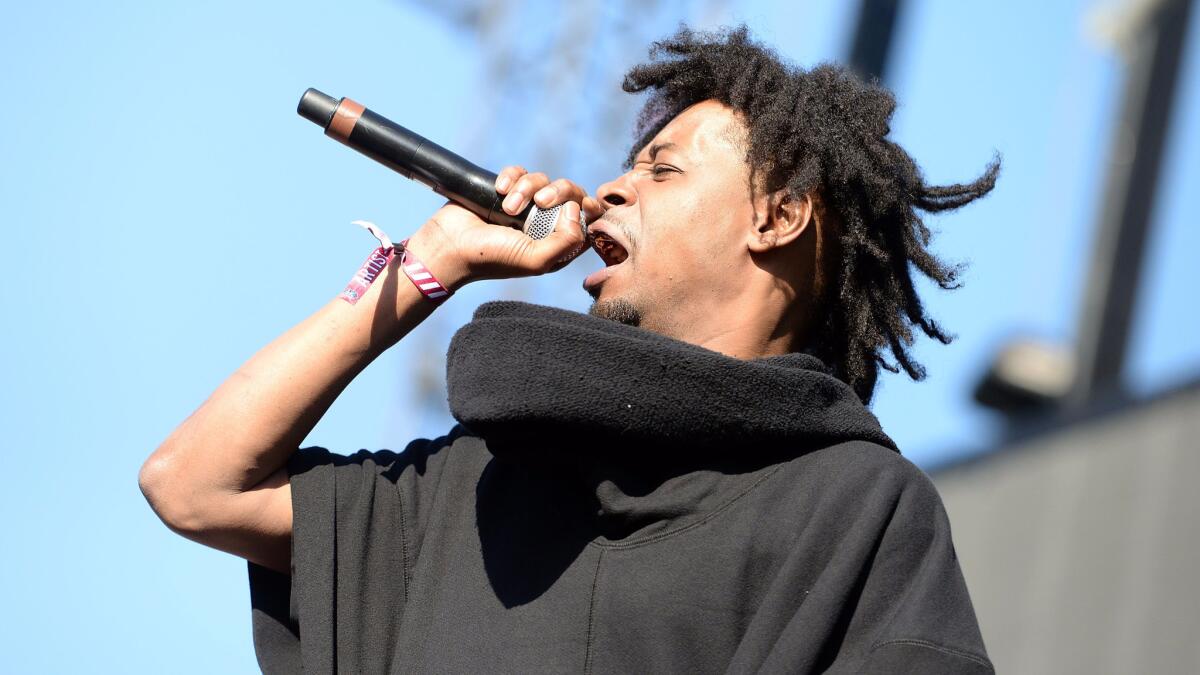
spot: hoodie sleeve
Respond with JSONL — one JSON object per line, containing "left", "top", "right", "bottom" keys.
{"left": 246, "top": 430, "right": 470, "bottom": 674}
{"left": 753, "top": 447, "right": 993, "bottom": 674}
{"left": 847, "top": 462, "right": 994, "bottom": 674}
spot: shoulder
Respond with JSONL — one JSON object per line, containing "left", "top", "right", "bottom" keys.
{"left": 285, "top": 426, "right": 492, "bottom": 520}
{"left": 785, "top": 440, "right": 935, "bottom": 496}
{"left": 289, "top": 425, "right": 488, "bottom": 480}
{"left": 763, "top": 440, "right": 948, "bottom": 530}
{"left": 285, "top": 426, "right": 492, "bottom": 556}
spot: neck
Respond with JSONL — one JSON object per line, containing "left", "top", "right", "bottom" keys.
{"left": 647, "top": 273, "right": 809, "bottom": 361}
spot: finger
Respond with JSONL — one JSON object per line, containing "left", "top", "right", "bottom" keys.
{"left": 526, "top": 201, "right": 588, "bottom": 273}
{"left": 503, "top": 171, "right": 548, "bottom": 215}
{"left": 494, "top": 165, "right": 527, "bottom": 194}
{"left": 581, "top": 195, "right": 606, "bottom": 223}
{"left": 533, "top": 178, "right": 588, "bottom": 209}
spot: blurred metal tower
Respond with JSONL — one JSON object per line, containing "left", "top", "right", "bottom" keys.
{"left": 847, "top": 0, "right": 906, "bottom": 83}
{"left": 972, "top": 0, "right": 1194, "bottom": 426}
{"left": 1069, "top": 0, "right": 1195, "bottom": 410}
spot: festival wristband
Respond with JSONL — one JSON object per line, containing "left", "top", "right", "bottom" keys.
{"left": 340, "top": 220, "right": 395, "bottom": 305}
{"left": 339, "top": 220, "right": 452, "bottom": 305}
{"left": 398, "top": 238, "right": 452, "bottom": 303}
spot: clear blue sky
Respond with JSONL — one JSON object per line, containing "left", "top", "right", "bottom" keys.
{"left": 1, "top": 0, "right": 1196, "bottom": 670}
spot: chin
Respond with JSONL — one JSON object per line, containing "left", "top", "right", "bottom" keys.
{"left": 588, "top": 296, "right": 642, "bottom": 327}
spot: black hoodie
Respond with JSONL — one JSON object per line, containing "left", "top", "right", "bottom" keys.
{"left": 248, "top": 302, "right": 992, "bottom": 673}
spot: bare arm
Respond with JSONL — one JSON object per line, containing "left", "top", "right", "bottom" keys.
{"left": 139, "top": 167, "right": 598, "bottom": 573}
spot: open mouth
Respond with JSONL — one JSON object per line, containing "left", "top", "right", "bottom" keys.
{"left": 590, "top": 231, "right": 629, "bottom": 266}
{"left": 582, "top": 223, "right": 631, "bottom": 295}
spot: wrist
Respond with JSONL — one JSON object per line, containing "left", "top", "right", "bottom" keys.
{"left": 403, "top": 224, "right": 471, "bottom": 293}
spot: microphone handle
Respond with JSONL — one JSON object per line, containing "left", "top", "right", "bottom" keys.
{"left": 297, "top": 88, "right": 532, "bottom": 231}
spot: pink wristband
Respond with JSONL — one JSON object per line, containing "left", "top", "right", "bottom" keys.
{"left": 398, "top": 238, "right": 452, "bottom": 303}
{"left": 340, "top": 245, "right": 396, "bottom": 305}
{"left": 339, "top": 221, "right": 452, "bottom": 306}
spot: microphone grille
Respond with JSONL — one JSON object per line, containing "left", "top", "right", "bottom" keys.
{"left": 523, "top": 204, "right": 560, "bottom": 240}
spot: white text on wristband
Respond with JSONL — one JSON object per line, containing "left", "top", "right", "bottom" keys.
{"left": 340, "top": 219, "right": 397, "bottom": 305}
{"left": 340, "top": 246, "right": 396, "bottom": 305}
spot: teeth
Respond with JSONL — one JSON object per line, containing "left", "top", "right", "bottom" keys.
{"left": 591, "top": 232, "right": 628, "bottom": 266}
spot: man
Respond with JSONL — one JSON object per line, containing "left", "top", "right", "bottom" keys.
{"left": 141, "top": 26, "right": 997, "bottom": 673}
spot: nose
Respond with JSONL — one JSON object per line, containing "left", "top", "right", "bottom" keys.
{"left": 596, "top": 172, "right": 636, "bottom": 208}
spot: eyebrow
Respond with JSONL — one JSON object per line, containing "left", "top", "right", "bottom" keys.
{"left": 637, "top": 141, "right": 679, "bottom": 164}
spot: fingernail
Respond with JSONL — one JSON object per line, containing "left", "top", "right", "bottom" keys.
{"left": 496, "top": 175, "right": 511, "bottom": 192}
{"left": 535, "top": 186, "right": 557, "bottom": 206}
{"left": 503, "top": 191, "right": 523, "bottom": 213}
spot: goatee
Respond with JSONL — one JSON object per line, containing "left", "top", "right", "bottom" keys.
{"left": 588, "top": 297, "right": 642, "bottom": 327}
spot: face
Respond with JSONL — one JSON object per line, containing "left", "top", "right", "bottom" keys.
{"left": 584, "top": 100, "right": 756, "bottom": 336}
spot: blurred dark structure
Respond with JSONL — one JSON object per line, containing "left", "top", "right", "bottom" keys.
{"left": 1068, "top": 0, "right": 1193, "bottom": 411}
{"left": 934, "top": 377, "right": 1200, "bottom": 673}
{"left": 847, "top": 0, "right": 905, "bottom": 83}
{"left": 974, "top": 0, "right": 1195, "bottom": 428}
{"left": 934, "top": 1, "right": 1200, "bottom": 672}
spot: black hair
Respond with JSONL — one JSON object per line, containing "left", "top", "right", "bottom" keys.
{"left": 622, "top": 25, "right": 999, "bottom": 404}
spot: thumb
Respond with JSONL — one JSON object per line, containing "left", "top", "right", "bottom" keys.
{"left": 521, "top": 201, "right": 589, "bottom": 273}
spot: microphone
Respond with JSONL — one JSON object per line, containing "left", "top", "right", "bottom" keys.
{"left": 297, "top": 88, "right": 570, "bottom": 240}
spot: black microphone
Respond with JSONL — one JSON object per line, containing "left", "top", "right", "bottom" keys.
{"left": 297, "top": 88, "right": 570, "bottom": 240}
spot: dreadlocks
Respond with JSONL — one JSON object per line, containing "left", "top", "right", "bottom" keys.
{"left": 622, "top": 25, "right": 1000, "bottom": 404}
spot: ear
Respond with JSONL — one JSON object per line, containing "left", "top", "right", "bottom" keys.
{"left": 747, "top": 189, "right": 814, "bottom": 254}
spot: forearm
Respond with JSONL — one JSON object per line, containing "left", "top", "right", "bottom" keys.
{"left": 140, "top": 167, "right": 589, "bottom": 565}
{"left": 164, "top": 267, "right": 426, "bottom": 491}
{"left": 141, "top": 230, "right": 459, "bottom": 519}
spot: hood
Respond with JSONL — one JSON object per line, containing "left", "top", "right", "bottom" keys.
{"left": 446, "top": 301, "right": 897, "bottom": 541}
